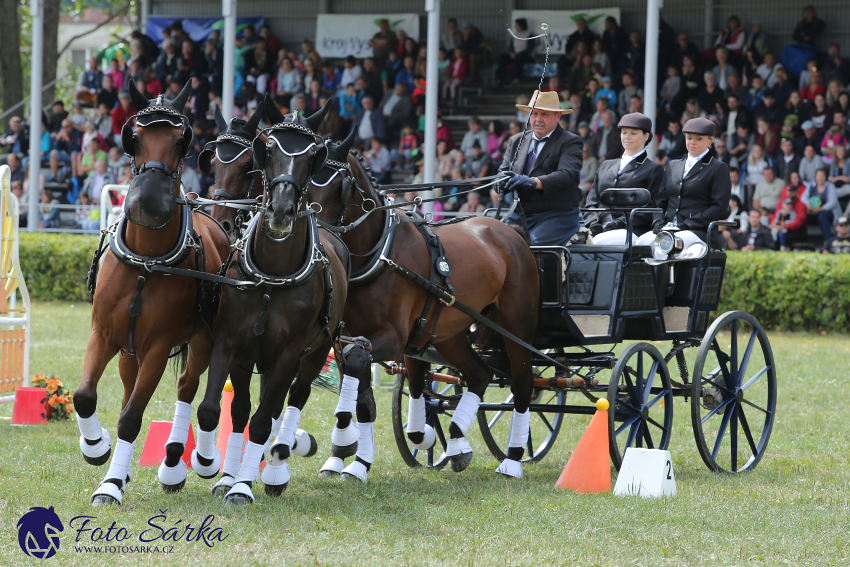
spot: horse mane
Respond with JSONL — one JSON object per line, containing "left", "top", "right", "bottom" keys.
{"left": 347, "top": 150, "right": 380, "bottom": 202}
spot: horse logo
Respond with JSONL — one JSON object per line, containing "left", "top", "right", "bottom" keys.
{"left": 16, "top": 506, "right": 64, "bottom": 559}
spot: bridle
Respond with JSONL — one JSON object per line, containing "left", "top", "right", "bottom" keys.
{"left": 313, "top": 158, "right": 360, "bottom": 226}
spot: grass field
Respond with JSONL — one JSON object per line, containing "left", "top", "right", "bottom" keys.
{"left": 1, "top": 301, "right": 849, "bottom": 566}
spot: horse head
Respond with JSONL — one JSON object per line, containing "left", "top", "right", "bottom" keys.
{"left": 308, "top": 125, "right": 357, "bottom": 226}
{"left": 123, "top": 79, "right": 193, "bottom": 230}
{"left": 256, "top": 94, "right": 328, "bottom": 237}
{"left": 204, "top": 104, "right": 264, "bottom": 241}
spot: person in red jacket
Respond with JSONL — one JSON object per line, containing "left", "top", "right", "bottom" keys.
{"left": 770, "top": 178, "right": 808, "bottom": 250}
{"left": 111, "top": 91, "right": 137, "bottom": 150}
{"left": 436, "top": 112, "right": 456, "bottom": 151}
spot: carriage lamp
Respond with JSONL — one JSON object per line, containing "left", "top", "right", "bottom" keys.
{"left": 655, "top": 231, "right": 675, "bottom": 256}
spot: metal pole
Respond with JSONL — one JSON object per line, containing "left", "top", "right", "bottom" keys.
{"left": 140, "top": 0, "right": 149, "bottom": 31}
{"left": 222, "top": 0, "right": 237, "bottom": 122}
{"left": 422, "top": 0, "right": 440, "bottom": 213}
{"left": 643, "top": 0, "right": 661, "bottom": 157}
{"left": 27, "top": 0, "right": 44, "bottom": 232}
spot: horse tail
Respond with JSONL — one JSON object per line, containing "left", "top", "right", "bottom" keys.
{"left": 169, "top": 344, "right": 188, "bottom": 377}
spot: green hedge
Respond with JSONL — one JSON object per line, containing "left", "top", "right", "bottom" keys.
{"left": 718, "top": 251, "right": 850, "bottom": 333}
{"left": 13, "top": 234, "right": 850, "bottom": 332}
{"left": 18, "top": 233, "right": 100, "bottom": 302}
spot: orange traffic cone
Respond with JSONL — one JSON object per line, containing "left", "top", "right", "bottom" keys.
{"left": 554, "top": 398, "right": 611, "bottom": 493}
{"left": 138, "top": 420, "right": 196, "bottom": 467}
{"left": 214, "top": 380, "right": 263, "bottom": 471}
{"left": 10, "top": 387, "right": 49, "bottom": 425}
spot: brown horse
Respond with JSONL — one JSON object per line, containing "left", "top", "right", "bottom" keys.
{"left": 76, "top": 81, "right": 230, "bottom": 506}
{"left": 195, "top": 105, "right": 351, "bottom": 504}
{"left": 307, "top": 126, "right": 540, "bottom": 479}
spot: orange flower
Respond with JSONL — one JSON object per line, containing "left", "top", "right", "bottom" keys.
{"left": 45, "top": 378, "right": 60, "bottom": 394}
{"left": 47, "top": 397, "right": 58, "bottom": 407}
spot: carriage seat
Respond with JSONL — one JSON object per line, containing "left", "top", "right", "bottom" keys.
{"left": 598, "top": 188, "right": 651, "bottom": 208}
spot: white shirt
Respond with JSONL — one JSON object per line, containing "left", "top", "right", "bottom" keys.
{"left": 685, "top": 148, "right": 709, "bottom": 176}
{"left": 358, "top": 111, "right": 374, "bottom": 140}
{"left": 527, "top": 131, "right": 552, "bottom": 157}
{"left": 619, "top": 152, "right": 641, "bottom": 172}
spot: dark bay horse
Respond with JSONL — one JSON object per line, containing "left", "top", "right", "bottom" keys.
{"left": 76, "top": 81, "right": 230, "bottom": 506}
{"left": 307, "top": 126, "right": 540, "bottom": 479}
{"left": 195, "top": 106, "right": 351, "bottom": 504}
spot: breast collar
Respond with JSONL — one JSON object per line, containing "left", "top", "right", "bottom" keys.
{"left": 107, "top": 196, "right": 196, "bottom": 272}
{"left": 235, "top": 211, "right": 325, "bottom": 288}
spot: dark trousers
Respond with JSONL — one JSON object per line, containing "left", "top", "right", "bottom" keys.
{"left": 807, "top": 210, "right": 834, "bottom": 239}
{"left": 511, "top": 209, "right": 580, "bottom": 246}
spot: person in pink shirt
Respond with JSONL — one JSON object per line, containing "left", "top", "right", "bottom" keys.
{"left": 107, "top": 59, "right": 125, "bottom": 91}
{"left": 441, "top": 48, "right": 468, "bottom": 105}
{"left": 487, "top": 120, "right": 507, "bottom": 162}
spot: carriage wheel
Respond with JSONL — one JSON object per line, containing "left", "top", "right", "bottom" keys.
{"left": 606, "top": 342, "right": 674, "bottom": 470}
{"left": 476, "top": 388, "right": 566, "bottom": 464}
{"left": 391, "top": 369, "right": 460, "bottom": 468}
{"left": 691, "top": 311, "right": 777, "bottom": 474}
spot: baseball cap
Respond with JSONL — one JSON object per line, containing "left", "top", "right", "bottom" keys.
{"left": 838, "top": 216, "right": 849, "bottom": 225}
{"left": 783, "top": 198, "right": 794, "bottom": 205}
{"left": 801, "top": 120, "right": 815, "bottom": 130}
{"left": 601, "top": 76, "right": 612, "bottom": 83}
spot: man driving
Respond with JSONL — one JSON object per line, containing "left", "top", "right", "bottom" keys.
{"left": 499, "top": 90, "right": 583, "bottom": 245}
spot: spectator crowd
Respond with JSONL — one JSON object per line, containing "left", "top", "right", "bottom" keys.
{"left": 1, "top": 8, "right": 848, "bottom": 253}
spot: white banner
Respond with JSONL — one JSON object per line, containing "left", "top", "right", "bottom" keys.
{"left": 511, "top": 9, "right": 621, "bottom": 54}
{"left": 315, "top": 14, "right": 420, "bottom": 58}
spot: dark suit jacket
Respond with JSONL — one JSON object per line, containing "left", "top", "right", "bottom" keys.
{"left": 660, "top": 149, "right": 732, "bottom": 235}
{"left": 590, "top": 126, "right": 623, "bottom": 161}
{"left": 585, "top": 151, "right": 667, "bottom": 234}
{"left": 499, "top": 125, "right": 583, "bottom": 214}
{"left": 775, "top": 154, "right": 800, "bottom": 181}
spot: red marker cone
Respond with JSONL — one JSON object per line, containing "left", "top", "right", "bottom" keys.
{"left": 138, "top": 421, "right": 196, "bottom": 467}
{"left": 554, "top": 399, "right": 612, "bottom": 494}
{"left": 10, "top": 387, "right": 49, "bottom": 425}
{"left": 214, "top": 380, "right": 263, "bottom": 471}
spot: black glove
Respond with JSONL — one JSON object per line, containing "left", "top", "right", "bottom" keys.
{"left": 339, "top": 338, "right": 372, "bottom": 377}
{"left": 506, "top": 174, "right": 537, "bottom": 193}
{"left": 652, "top": 220, "right": 666, "bottom": 234}
{"left": 602, "top": 217, "right": 627, "bottom": 232}
{"left": 588, "top": 222, "right": 604, "bottom": 236}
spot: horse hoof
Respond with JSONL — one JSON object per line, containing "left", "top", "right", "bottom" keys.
{"left": 340, "top": 472, "right": 365, "bottom": 483}
{"left": 264, "top": 482, "right": 288, "bottom": 497}
{"left": 319, "top": 469, "right": 340, "bottom": 479}
{"left": 83, "top": 448, "right": 112, "bottom": 467}
{"left": 91, "top": 494, "right": 119, "bottom": 507}
{"left": 161, "top": 479, "right": 186, "bottom": 493}
{"left": 331, "top": 442, "right": 358, "bottom": 460}
{"left": 449, "top": 452, "right": 473, "bottom": 473}
{"left": 211, "top": 483, "right": 233, "bottom": 499}
{"left": 224, "top": 493, "right": 253, "bottom": 505}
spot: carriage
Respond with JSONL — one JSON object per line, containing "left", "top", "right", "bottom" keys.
{"left": 390, "top": 188, "right": 778, "bottom": 475}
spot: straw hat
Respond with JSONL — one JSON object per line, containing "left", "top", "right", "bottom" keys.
{"left": 516, "top": 90, "right": 571, "bottom": 114}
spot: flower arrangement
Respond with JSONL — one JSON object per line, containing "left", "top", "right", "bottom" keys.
{"left": 31, "top": 374, "right": 75, "bottom": 421}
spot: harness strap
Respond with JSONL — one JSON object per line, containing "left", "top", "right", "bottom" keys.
{"left": 87, "top": 230, "right": 109, "bottom": 299}
{"left": 253, "top": 293, "right": 271, "bottom": 375}
{"left": 127, "top": 272, "right": 145, "bottom": 356}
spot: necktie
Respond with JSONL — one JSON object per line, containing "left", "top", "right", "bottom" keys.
{"left": 523, "top": 138, "right": 541, "bottom": 175}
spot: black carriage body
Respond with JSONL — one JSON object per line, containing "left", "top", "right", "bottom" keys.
{"left": 531, "top": 245, "right": 727, "bottom": 348}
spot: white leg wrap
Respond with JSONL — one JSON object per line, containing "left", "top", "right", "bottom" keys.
{"left": 191, "top": 427, "right": 222, "bottom": 478}
{"left": 221, "top": 432, "right": 246, "bottom": 478}
{"left": 406, "top": 395, "right": 426, "bottom": 433}
{"left": 320, "top": 456, "right": 345, "bottom": 475}
{"left": 261, "top": 461, "right": 291, "bottom": 486}
{"left": 157, "top": 458, "right": 187, "bottom": 486}
{"left": 291, "top": 429, "right": 316, "bottom": 457}
{"left": 264, "top": 414, "right": 284, "bottom": 454}
{"left": 104, "top": 439, "right": 135, "bottom": 488}
{"left": 411, "top": 425, "right": 436, "bottom": 450}
{"left": 165, "top": 401, "right": 192, "bottom": 446}
{"left": 495, "top": 459, "right": 523, "bottom": 479}
{"left": 331, "top": 422, "right": 359, "bottom": 447}
{"left": 334, "top": 375, "right": 358, "bottom": 416}
{"left": 341, "top": 460, "right": 369, "bottom": 483}
{"left": 507, "top": 409, "right": 531, "bottom": 449}
{"left": 78, "top": 412, "right": 112, "bottom": 459}
{"left": 275, "top": 406, "right": 301, "bottom": 449}
{"left": 451, "top": 391, "right": 481, "bottom": 437}
{"left": 224, "top": 481, "right": 255, "bottom": 503}
{"left": 234, "top": 441, "right": 264, "bottom": 484}
{"left": 91, "top": 480, "right": 124, "bottom": 504}
{"left": 444, "top": 437, "right": 472, "bottom": 457}
{"left": 354, "top": 423, "right": 375, "bottom": 464}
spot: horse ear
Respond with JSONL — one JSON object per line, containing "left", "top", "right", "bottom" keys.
{"left": 311, "top": 145, "right": 329, "bottom": 176}
{"left": 338, "top": 123, "right": 357, "bottom": 154}
{"left": 245, "top": 101, "right": 263, "bottom": 137}
{"left": 170, "top": 81, "right": 192, "bottom": 114}
{"left": 305, "top": 99, "right": 331, "bottom": 131}
{"left": 263, "top": 92, "right": 284, "bottom": 125}
{"left": 252, "top": 137, "right": 266, "bottom": 171}
{"left": 128, "top": 80, "right": 149, "bottom": 111}
{"left": 214, "top": 105, "right": 228, "bottom": 133}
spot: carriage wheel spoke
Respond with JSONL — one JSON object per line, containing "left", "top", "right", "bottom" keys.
{"left": 737, "top": 330, "right": 757, "bottom": 387}
{"left": 738, "top": 405, "right": 759, "bottom": 455}
{"left": 635, "top": 420, "right": 643, "bottom": 448}
{"left": 730, "top": 320, "right": 738, "bottom": 381}
{"left": 625, "top": 421, "right": 639, "bottom": 448}
{"left": 701, "top": 396, "right": 734, "bottom": 424}
{"left": 412, "top": 447, "right": 418, "bottom": 458}
{"left": 526, "top": 428, "right": 535, "bottom": 459}
{"left": 537, "top": 412, "right": 554, "bottom": 432}
{"left": 623, "top": 368, "right": 638, "bottom": 403}
{"left": 742, "top": 366, "right": 770, "bottom": 392}
{"left": 643, "top": 361, "right": 658, "bottom": 400}
{"left": 741, "top": 397, "right": 769, "bottom": 415}
{"left": 433, "top": 416, "right": 448, "bottom": 449}
{"left": 642, "top": 421, "right": 655, "bottom": 449}
{"left": 711, "top": 403, "right": 734, "bottom": 460}
{"left": 401, "top": 391, "right": 410, "bottom": 398}
{"left": 616, "top": 413, "right": 641, "bottom": 436}
{"left": 731, "top": 403, "right": 739, "bottom": 471}
{"left": 703, "top": 373, "right": 734, "bottom": 394}
{"left": 488, "top": 410, "right": 506, "bottom": 429}
{"left": 646, "top": 389, "right": 669, "bottom": 409}
{"left": 636, "top": 351, "right": 644, "bottom": 393}
{"left": 427, "top": 447, "right": 433, "bottom": 466}
{"left": 646, "top": 415, "right": 667, "bottom": 433}
{"left": 711, "top": 341, "right": 733, "bottom": 385}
